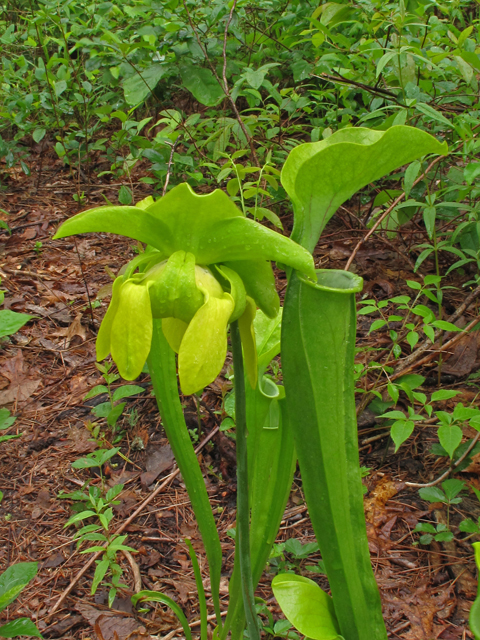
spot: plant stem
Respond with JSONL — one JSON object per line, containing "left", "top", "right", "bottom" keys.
{"left": 230, "top": 320, "right": 260, "bottom": 640}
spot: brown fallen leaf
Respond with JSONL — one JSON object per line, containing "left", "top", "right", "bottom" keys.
{"left": 0, "top": 350, "right": 41, "bottom": 406}
{"left": 50, "top": 312, "right": 86, "bottom": 346}
{"left": 440, "top": 330, "right": 480, "bottom": 377}
{"left": 140, "top": 444, "right": 174, "bottom": 488}
{"left": 75, "top": 603, "right": 153, "bottom": 640}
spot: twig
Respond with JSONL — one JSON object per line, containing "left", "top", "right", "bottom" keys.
{"left": 48, "top": 425, "right": 219, "bottom": 616}
{"left": 405, "top": 431, "right": 480, "bottom": 488}
{"left": 163, "top": 136, "right": 181, "bottom": 197}
{"left": 183, "top": 0, "right": 259, "bottom": 166}
{"left": 345, "top": 156, "right": 444, "bottom": 271}
{"left": 123, "top": 549, "right": 142, "bottom": 593}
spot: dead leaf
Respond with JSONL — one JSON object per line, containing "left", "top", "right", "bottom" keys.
{"left": 41, "top": 552, "right": 65, "bottom": 569}
{"left": 51, "top": 312, "right": 86, "bottom": 346}
{"left": 140, "top": 444, "right": 174, "bottom": 488}
{"left": 440, "top": 330, "right": 480, "bottom": 377}
{"left": 0, "top": 350, "right": 41, "bottom": 405}
{"left": 75, "top": 604, "right": 152, "bottom": 640}
{"left": 364, "top": 476, "right": 404, "bottom": 526}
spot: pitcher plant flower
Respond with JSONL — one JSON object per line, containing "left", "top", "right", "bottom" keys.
{"left": 54, "top": 183, "right": 315, "bottom": 394}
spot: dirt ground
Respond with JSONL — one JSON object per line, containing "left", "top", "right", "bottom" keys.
{"left": 1, "top": 149, "right": 480, "bottom": 640}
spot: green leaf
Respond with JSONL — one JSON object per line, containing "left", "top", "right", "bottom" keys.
{"left": 438, "top": 425, "right": 463, "bottom": 459}
{"left": 112, "top": 385, "right": 145, "bottom": 401}
{"left": 91, "top": 559, "right": 109, "bottom": 594}
{"left": 0, "top": 310, "right": 35, "bottom": 338}
{"left": 107, "top": 402, "right": 126, "bottom": 427}
{"left": 415, "top": 103, "right": 454, "bottom": 128}
{"left": 123, "top": 65, "right": 166, "bottom": 106}
{"left": 404, "top": 160, "right": 421, "bottom": 198}
{"left": 118, "top": 185, "right": 132, "bottom": 205}
{"left": 0, "top": 563, "right": 37, "bottom": 613}
{"left": 419, "top": 486, "right": 446, "bottom": 503}
{"left": 32, "top": 128, "right": 46, "bottom": 143}
{"left": 431, "top": 320, "right": 462, "bottom": 332}
{"left": 423, "top": 206, "right": 436, "bottom": 240}
{"left": 431, "top": 390, "right": 460, "bottom": 402}
{"left": 391, "top": 420, "right": 414, "bottom": 452}
{"left": 0, "top": 617, "right": 43, "bottom": 638}
{"left": 179, "top": 65, "right": 224, "bottom": 106}
{"left": 84, "top": 385, "right": 109, "bottom": 400}
{"left": 65, "top": 510, "right": 96, "bottom": 527}
{"left": 442, "top": 479, "right": 465, "bottom": 501}
{"left": 281, "top": 126, "right": 448, "bottom": 252}
{"left": 272, "top": 574, "right": 340, "bottom": 640}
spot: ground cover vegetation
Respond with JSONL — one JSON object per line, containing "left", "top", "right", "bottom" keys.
{"left": 1, "top": 0, "right": 480, "bottom": 638}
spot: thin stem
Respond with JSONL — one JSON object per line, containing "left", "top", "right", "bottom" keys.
{"left": 230, "top": 320, "right": 259, "bottom": 640}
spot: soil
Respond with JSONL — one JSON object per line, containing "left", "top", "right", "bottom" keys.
{"left": 1, "top": 150, "right": 479, "bottom": 640}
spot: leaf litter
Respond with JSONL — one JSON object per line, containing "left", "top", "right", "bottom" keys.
{"left": 0, "top": 147, "right": 480, "bottom": 640}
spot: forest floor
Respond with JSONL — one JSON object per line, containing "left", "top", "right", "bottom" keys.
{"left": 1, "top": 148, "right": 480, "bottom": 640}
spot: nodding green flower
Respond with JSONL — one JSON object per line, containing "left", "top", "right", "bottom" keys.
{"left": 54, "top": 183, "right": 315, "bottom": 394}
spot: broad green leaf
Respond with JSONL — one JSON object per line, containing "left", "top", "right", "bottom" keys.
{"left": 438, "top": 426, "right": 462, "bottom": 459}
{"left": 32, "top": 128, "right": 46, "bottom": 143}
{"left": 391, "top": 420, "right": 414, "bottom": 452}
{"left": 423, "top": 206, "right": 436, "bottom": 239}
{"left": 419, "top": 486, "right": 446, "bottom": 503}
{"left": 0, "top": 617, "right": 42, "bottom": 638}
{"left": 442, "top": 478, "right": 465, "bottom": 501}
{"left": 178, "top": 294, "right": 234, "bottom": 395}
{"left": 53, "top": 184, "right": 315, "bottom": 281}
{"left": 431, "top": 390, "right": 460, "bottom": 402}
{"left": 112, "top": 385, "right": 145, "bottom": 401}
{"left": 179, "top": 64, "right": 224, "bottom": 106}
{"left": 123, "top": 65, "right": 166, "bottom": 105}
{"left": 415, "top": 103, "right": 454, "bottom": 128}
{"left": 281, "top": 126, "right": 448, "bottom": 252}
{"left": 0, "top": 310, "right": 35, "bottom": 338}
{"left": 83, "top": 385, "right": 109, "bottom": 400}
{"left": 0, "top": 563, "right": 37, "bottom": 613}
{"left": 272, "top": 574, "right": 340, "bottom": 640}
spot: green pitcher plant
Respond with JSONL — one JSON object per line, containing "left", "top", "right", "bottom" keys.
{"left": 280, "top": 126, "right": 448, "bottom": 640}
{"left": 53, "top": 182, "right": 314, "bottom": 638}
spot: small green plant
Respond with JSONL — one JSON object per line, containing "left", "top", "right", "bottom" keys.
{"left": 33, "top": 241, "right": 42, "bottom": 255}
{"left": 0, "top": 409, "right": 20, "bottom": 444}
{"left": 414, "top": 479, "right": 466, "bottom": 544}
{"left": 0, "top": 278, "right": 35, "bottom": 340}
{"left": 84, "top": 361, "right": 145, "bottom": 440}
{"left": 0, "top": 562, "right": 42, "bottom": 638}
{"left": 268, "top": 539, "right": 320, "bottom": 576}
{"left": 61, "top": 480, "right": 134, "bottom": 607}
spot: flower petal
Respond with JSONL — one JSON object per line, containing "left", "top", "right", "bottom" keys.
{"left": 178, "top": 294, "right": 235, "bottom": 395}
{"left": 162, "top": 317, "right": 188, "bottom": 353}
{"left": 96, "top": 276, "right": 124, "bottom": 361}
{"left": 110, "top": 281, "right": 153, "bottom": 380}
